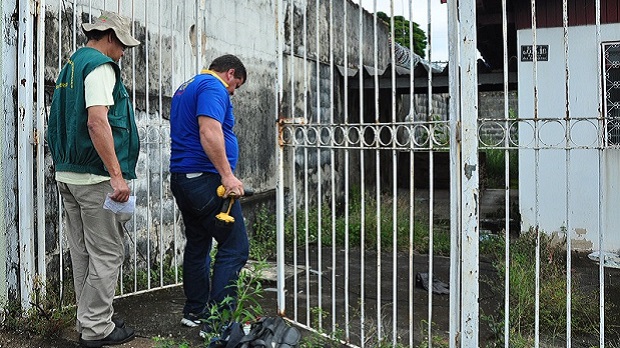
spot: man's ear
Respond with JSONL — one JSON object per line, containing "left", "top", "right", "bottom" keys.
{"left": 227, "top": 68, "right": 236, "bottom": 80}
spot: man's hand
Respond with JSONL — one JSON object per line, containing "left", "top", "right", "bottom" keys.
{"left": 198, "top": 116, "right": 244, "bottom": 197}
{"left": 221, "top": 174, "right": 244, "bottom": 198}
{"left": 109, "top": 176, "right": 131, "bottom": 202}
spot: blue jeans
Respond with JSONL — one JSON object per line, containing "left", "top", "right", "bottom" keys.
{"left": 170, "top": 172, "right": 249, "bottom": 316}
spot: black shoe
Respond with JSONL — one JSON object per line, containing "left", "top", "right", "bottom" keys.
{"left": 78, "top": 319, "right": 125, "bottom": 340}
{"left": 112, "top": 318, "right": 125, "bottom": 329}
{"left": 79, "top": 326, "right": 135, "bottom": 347}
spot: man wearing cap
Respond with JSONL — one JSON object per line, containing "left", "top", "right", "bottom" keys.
{"left": 47, "top": 11, "right": 140, "bottom": 348}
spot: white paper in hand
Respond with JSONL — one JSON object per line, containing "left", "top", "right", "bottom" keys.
{"left": 103, "top": 195, "right": 136, "bottom": 214}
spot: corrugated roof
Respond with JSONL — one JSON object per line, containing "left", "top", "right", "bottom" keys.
{"left": 336, "top": 41, "right": 445, "bottom": 79}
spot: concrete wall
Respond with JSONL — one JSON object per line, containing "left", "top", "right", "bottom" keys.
{"left": 478, "top": 91, "right": 518, "bottom": 143}
{"left": 518, "top": 24, "right": 620, "bottom": 251}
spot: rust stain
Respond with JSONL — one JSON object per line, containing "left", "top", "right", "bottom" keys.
{"left": 33, "top": 128, "right": 39, "bottom": 146}
{"left": 277, "top": 118, "right": 285, "bottom": 147}
{"left": 20, "top": 78, "right": 26, "bottom": 86}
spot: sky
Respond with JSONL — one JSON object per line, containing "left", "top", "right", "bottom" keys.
{"left": 350, "top": 0, "right": 449, "bottom": 62}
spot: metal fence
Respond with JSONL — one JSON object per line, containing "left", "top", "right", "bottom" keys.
{"left": 274, "top": 0, "right": 618, "bottom": 347}
{"left": 5, "top": 0, "right": 620, "bottom": 347}
{"left": 9, "top": 0, "right": 209, "bottom": 308}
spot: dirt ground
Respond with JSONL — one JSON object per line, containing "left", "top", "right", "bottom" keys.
{"left": 0, "top": 255, "right": 473, "bottom": 348}
{"left": 2, "top": 254, "right": 619, "bottom": 348}
{"left": 2, "top": 189, "right": 619, "bottom": 347}
{"left": 0, "top": 285, "right": 283, "bottom": 348}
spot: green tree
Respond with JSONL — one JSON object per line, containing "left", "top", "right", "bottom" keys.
{"left": 377, "top": 11, "right": 427, "bottom": 59}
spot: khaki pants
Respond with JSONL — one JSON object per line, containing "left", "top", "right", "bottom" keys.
{"left": 58, "top": 181, "right": 127, "bottom": 340}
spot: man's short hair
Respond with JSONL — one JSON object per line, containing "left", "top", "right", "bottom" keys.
{"left": 84, "top": 28, "right": 114, "bottom": 42}
{"left": 209, "top": 54, "right": 247, "bottom": 83}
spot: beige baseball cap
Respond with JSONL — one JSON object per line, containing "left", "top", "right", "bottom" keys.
{"left": 82, "top": 11, "right": 140, "bottom": 47}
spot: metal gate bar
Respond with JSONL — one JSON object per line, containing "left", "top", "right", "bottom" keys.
{"left": 594, "top": 0, "right": 605, "bottom": 346}
{"left": 458, "top": 0, "right": 480, "bottom": 345}
{"left": 500, "top": 0, "right": 510, "bottom": 346}
{"left": 561, "top": 0, "right": 572, "bottom": 346}
{"left": 447, "top": 0, "right": 461, "bottom": 346}
{"left": 17, "top": 0, "right": 36, "bottom": 309}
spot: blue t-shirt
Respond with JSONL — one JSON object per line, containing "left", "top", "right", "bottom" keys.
{"left": 169, "top": 73, "right": 238, "bottom": 173}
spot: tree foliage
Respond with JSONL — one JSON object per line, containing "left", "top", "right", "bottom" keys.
{"left": 377, "top": 11, "right": 427, "bottom": 59}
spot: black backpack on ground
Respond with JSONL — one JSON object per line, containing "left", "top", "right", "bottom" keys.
{"left": 209, "top": 316, "right": 301, "bottom": 348}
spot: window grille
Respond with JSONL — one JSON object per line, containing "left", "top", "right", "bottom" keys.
{"left": 604, "top": 42, "right": 620, "bottom": 146}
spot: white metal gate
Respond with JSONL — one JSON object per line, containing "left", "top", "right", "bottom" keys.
{"left": 4, "top": 0, "right": 280, "bottom": 323}
{"left": 4, "top": 0, "right": 620, "bottom": 346}
{"left": 274, "top": 0, "right": 619, "bottom": 347}
{"left": 6, "top": 0, "right": 215, "bottom": 309}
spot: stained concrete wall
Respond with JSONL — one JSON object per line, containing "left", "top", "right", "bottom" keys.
{"left": 36, "top": 0, "right": 282, "bottom": 285}
{"left": 518, "top": 24, "right": 620, "bottom": 251}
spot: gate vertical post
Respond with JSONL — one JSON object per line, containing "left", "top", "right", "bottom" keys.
{"left": 17, "top": 0, "right": 37, "bottom": 310}
{"left": 36, "top": 0, "right": 47, "bottom": 297}
{"left": 275, "top": 0, "right": 286, "bottom": 316}
{"left": 195, "top": 0, "right": 204, "bottom": 74}
{"left": 447, "top": 0, "right": 462, "bottom": 346}
{"left": 458, "top": 0, "right": 480, "bottom": 346}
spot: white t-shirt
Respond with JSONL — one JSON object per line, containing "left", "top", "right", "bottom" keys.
{"left": 85, "top": 63, "right": 115, "bottom": 108}
{"left": 56, "top": 63, "right": 117, "bottom": 185}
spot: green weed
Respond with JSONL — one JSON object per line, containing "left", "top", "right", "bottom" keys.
{"left": 297, "top": 307, "right": 336, "bottom": 347}
{"left": 482, "top": 147, "right": 518, "bottom": 189}
{"left": 416, "top": 320, "right": 449, "bottom": 348}
{"left": 201, "top": 261, "right": 267, "bottom": 343}
{"left": 483, "top": 229, "right": 616, "bottom": 345}
{"left": 248, "top": 187, "right": 446, "bottom": 259}
{"left": 249, "top": 203, "right": 277, "bottom": 260}
{"left": 2, "top": 277, "right": 75, "bottom": 338}
{"left": 286, "top": 186, "right": 445, "bottom": 255}
{"left": 152, "top": 336, "right": 191, "bottom": 348}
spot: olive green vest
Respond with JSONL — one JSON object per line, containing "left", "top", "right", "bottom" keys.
{"left": 47, "top": 47, "right": 139, "bottom": 179}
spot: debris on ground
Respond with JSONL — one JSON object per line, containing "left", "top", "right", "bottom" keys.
{"left": 588, "top": 251, "right": 620, "bottom": 269}
{"left": 416, "top": 272, "right": 450, "bottom": 295}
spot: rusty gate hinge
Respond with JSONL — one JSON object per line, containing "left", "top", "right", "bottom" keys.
{"left": 277, "top": 117, "right": 305, "bottom": 147}
{"left": 278, "top": 117, "right": 306, "bottom": 125}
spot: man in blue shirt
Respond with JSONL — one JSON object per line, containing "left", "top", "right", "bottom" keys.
{"left": 169, "top": 54, "right": 248, "bottom": 337}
